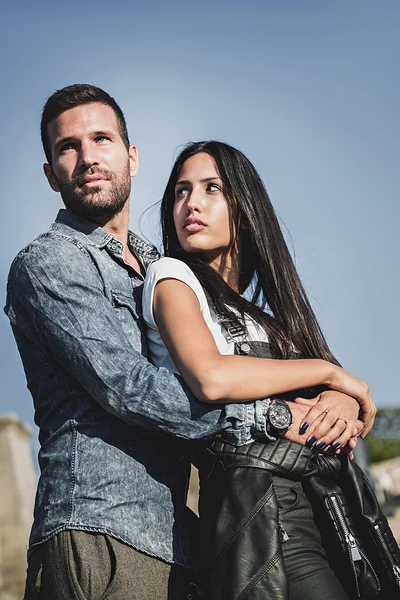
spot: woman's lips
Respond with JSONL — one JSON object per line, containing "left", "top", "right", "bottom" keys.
{"left": 184, "top": 217, "right": 206, "bottom": 232}
{"left": 184, "top": 223, "right": 206, "bottom": 232}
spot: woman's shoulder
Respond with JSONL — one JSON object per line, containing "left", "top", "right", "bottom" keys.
{"left": 145, "top": 257, "right": 198, "bottom": 281}
{"left": 143, "top": 257, "right": 208, "bottom": 322}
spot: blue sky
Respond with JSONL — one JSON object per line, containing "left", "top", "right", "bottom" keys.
{"left": 0, "top": 1, "right": 399, "bottom": 443}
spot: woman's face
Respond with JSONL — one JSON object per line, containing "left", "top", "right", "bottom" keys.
{"left": 173, "top": 152, "right": 235, "bottom": 270}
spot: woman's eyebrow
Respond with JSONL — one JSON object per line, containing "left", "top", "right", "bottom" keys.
{"left": 200, "top": 177, "right": 222, "bottom": 183}
{"left": 175, "top": 177, "right": 221, "bottom": 186}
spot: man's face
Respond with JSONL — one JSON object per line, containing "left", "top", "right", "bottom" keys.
{"left": 44, "top": 103, "right": 138, "bottom": 220}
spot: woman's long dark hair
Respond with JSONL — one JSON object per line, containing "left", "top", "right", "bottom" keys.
{"left": 161, "top": 141, "right": 339, "bottom": 364}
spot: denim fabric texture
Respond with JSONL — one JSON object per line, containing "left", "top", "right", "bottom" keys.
{"left": 5, "top": 208, "right": 270, "bottom": 567}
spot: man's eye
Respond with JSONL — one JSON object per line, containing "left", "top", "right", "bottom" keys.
{"left": 59, "top": 143, "right": 75, "bottom": 153}
{"left": 95, "top": 136, "right": 110, "bottom": 143}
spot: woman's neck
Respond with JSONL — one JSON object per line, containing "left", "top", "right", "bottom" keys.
{"left": 208, "top": 248, "right": 240, "bottom": 293}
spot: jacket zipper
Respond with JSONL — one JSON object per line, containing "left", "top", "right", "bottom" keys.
{"left": 373, "top": 522, "right": 400, "bottom": 590}
{"left": 278, "top": 520, "right": 289, "bottom": 542}
{"left": 327, "top": 494, "right": 381, "bottom": 597}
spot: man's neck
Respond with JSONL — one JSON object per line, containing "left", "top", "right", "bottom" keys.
{"left": 102, "top": 201, "right": 130, "bottom": 246}
{"left": 99, "top": 200, "right": 143, "bottom": 275}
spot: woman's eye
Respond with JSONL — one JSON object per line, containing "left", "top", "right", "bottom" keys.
{"left": 175, "top": 187, "right": 189, "bottom": 198}
{"left": 207, "top": 183, "right": 220, "bottom": 192}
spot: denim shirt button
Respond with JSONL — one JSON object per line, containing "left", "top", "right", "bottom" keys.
{"left": 109, "top": 241, "right": 123, "bottom": 253}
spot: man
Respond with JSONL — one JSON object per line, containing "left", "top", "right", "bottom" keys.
{"left": 5, "top": 84, "right": 361, "bottom": 599}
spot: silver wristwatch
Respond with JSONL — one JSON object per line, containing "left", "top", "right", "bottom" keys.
{"left": 266, "top": 398, "right": 292, "bottom": 437}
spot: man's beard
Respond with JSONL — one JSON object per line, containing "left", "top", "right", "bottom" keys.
{"left": 56, "top": 163, "right": 131, "bottom": 221}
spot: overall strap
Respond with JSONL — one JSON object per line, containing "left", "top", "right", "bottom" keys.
{"left": 203, "top": 290, "right": 254, "bottom": 354}
{"left": 214, "top": 310, "right": 254, "bottom": 354}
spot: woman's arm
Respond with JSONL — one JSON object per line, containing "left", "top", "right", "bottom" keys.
{"left": 153, "top": 278, "right": 373, "bottom": 416}
{"left": 153, "top": 278, "right": 375, "bottom": 448}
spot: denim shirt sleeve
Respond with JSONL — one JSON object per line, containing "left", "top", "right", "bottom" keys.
{"left": 5, "top": 235, "right": 270, "bottom": 444}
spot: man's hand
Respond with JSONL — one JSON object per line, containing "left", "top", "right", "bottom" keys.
{"left": 285, "top": 400, "right": 318, "bottom": 445}
{"left": 284, "top": 395, "right": 360, "bottom": 456}
{"left": 295, "top": 391, "right": 362, "bottom": 452}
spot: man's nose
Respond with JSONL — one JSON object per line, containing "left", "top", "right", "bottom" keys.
{"left": 77, "top": 141, "right": 99, "bottom": 170}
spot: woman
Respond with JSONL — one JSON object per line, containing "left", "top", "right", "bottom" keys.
{"left": 142, "top": 141, "right": 377, "bottom": 599}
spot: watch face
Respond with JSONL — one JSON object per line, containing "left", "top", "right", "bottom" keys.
{"left": 269, "top": 402, "right": 292, "bottom": 430}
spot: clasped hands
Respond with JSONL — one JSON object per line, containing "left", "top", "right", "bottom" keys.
{"left": 285, "top": 390, "right": 376, "bottom": 457}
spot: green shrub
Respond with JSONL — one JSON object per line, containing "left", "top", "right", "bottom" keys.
{"left": 368, "top": 437, "right": 400, "bottom": 463}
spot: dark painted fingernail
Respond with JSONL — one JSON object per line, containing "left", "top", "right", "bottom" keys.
{"left": 306, "top": 436, "right": 317, "bottom": 447}
{"left": 332, "top": 442, "right": 341, "bottom": 449}
{"left": 316, "top": 441, "right": 326, "bottom": 450}
{"left": 299, "top": 423, "right": 309, "bottom": 435}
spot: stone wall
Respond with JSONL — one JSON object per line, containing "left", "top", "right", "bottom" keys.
{"left": 0, "top": 414, "right": 36, "bottom": 600}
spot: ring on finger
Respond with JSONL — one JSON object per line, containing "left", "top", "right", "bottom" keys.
{"left": 336, "top": 417, "right": 349, "bottom": 424}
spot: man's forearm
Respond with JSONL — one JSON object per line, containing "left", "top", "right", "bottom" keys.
{"left": 6, "top": 245, "right": 269, "bottom": 443}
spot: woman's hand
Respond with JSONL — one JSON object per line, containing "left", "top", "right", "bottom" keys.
{"left": 295, "top": 391, "right": 364, "bottom": 452}
{"left": 326, "top": 365, "right": 377, "bottom": 437}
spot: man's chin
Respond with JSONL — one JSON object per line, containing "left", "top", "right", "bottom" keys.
{"left": 63, "top": 197, "right": 127, "bottom": 222}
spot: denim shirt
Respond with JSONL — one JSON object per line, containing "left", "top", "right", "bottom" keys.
{"left": 5, "top": 208, "right": 270, "bottom": 567}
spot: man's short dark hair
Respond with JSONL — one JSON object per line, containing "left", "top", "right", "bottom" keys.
{"left": 41, "top": 83, "right": 130, "bottom": 164}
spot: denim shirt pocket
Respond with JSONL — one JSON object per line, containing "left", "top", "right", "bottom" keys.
{"left": 111, "top": 290, "right": 140, "bottom": 318}
{"left": 111, "top": 289, "right": 147, "bottom": 355}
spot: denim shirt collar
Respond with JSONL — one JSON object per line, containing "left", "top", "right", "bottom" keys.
{"left": 55, "top": 208, "right": 160, "bottom": 268}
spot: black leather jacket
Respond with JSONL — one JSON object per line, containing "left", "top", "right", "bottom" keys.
{"left": 193, "top": 438, "right": 400, "bottom": 600}
{"left": 193, "top": 437, "right": 332, "bottom": 599}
